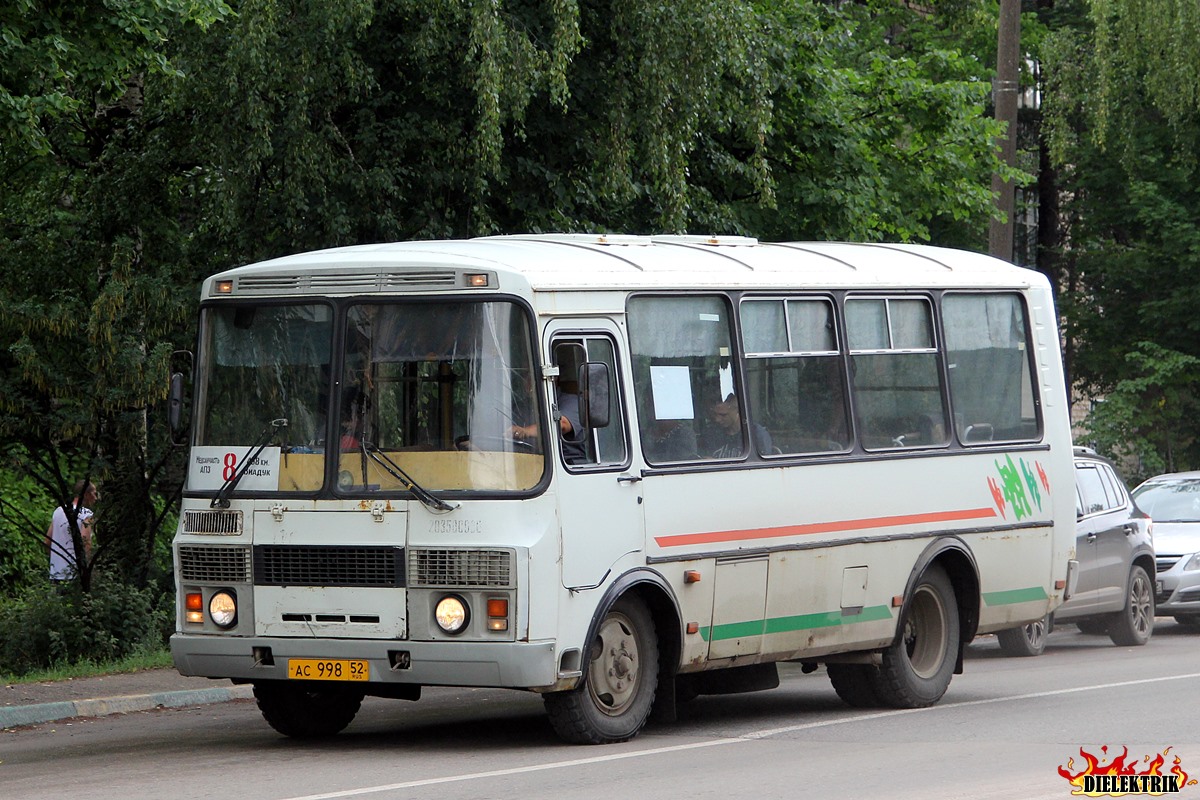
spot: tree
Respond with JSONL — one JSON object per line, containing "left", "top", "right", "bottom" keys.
{"left": 743, "top": 0, "right": 1009, "bottom": 243}
{"left": 0, "top": 1, "right": 229, "bottom": 591}
{"left": 1036, "top": 0, "right": 1200, "bottom": 470}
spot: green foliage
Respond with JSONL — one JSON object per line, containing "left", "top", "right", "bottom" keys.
{"left": 0, "top": 462, "right": 54, "bottom": 596}
{"left": 1082, "top": 343, "right": 1200, "bottom": 484}
{"left": 0, "top": 649, "right": 172, "bottom": 685}
{"left": 1038, "top": 0, "right": 1200, "bottom": 472}
{"left": 1090, "top": 0, "right": 1200, "bottom": 139}
{"left": 746, "top": 0, "right": 1009, "bottom": 242}
{"left": 0, "top": 573, "right": 173, "bottom": 676}
{"left": 0, "top": 0, "right": 231, "bottom": 160}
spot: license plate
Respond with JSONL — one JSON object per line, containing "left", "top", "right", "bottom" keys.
{"left": 1156, "top": 580, "right": 1164, "bottom": 594}
{"left": 287, "top": 658, "right": 369, "bottom": 682}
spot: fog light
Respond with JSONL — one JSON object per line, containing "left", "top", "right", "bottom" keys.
{"left": 209, "top": 590, "right": 237, "bottom": 628}
{"left": 434, "top": 595, "right": 469, "bottom": 634}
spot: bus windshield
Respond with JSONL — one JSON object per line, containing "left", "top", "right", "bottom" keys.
{"left": 191, "top": 299, "right": 544, "bottom": 496}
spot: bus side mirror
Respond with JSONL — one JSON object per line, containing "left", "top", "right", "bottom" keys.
{"left": 578, "top": 362, "right": 610, "bottom": 430}
{"left": 169, "top": 372, "right": 185, "bottom": 433}
{"left": 168, "top": 349, "right": 193, "bottom": 446}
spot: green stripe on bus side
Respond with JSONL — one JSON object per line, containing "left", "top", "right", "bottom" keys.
{"left": 700, "top": 605, "right": 893, "bottom": 642}
{"left": 982, "top": 586, "right": 1049, "bottom": 606}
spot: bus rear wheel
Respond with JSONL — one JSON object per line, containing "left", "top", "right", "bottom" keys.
{"left": 544, "top": 596, "right": 659, "bottom": 744}
{"left": 873, "top": 564, "right": 959, "bottom": 708}
{"left": 253, "top": 681, "right": 364, "bottom": 738}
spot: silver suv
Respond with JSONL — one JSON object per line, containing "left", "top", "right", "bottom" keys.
{"left": 994, "top": 447, "right": 1155, "bottom": 656}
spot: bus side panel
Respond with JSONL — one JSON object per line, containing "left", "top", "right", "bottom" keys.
{"left": 644, "top": 451, "right": 1066, "bottom": 667}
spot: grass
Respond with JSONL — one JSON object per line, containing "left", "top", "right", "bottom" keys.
{"left": 0, "top": 649, "right": 172, "bottom": 685}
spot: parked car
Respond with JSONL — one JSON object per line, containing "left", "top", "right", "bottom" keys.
{"left": 1131, "top": 471, "right": 1200, "bottom": 627}
{"left": 994, "top": 447, "right": 1155, "bottom": 656}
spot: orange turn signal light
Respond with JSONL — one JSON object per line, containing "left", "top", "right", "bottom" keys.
{"left": 186, "top": 592, "right": 203, "bottom": 611}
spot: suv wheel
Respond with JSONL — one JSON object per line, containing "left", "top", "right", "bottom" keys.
{"left": 1107, "top": 565, "right": 1154, "bottom": 647}
{"left": 996, "top": 613, "right": 1051, "bottom": 657}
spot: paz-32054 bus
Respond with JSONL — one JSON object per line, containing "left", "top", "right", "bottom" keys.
{"left": 170, "top": 234, "right": 1076, "bottom": 744}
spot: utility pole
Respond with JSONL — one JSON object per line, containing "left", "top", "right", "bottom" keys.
{"left": 989, "top": 0, "right": 1021, "bottom": 262}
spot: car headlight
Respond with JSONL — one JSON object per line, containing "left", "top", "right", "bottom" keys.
{"left": 208, "top": 590, "right": 238, "bottom": 628}
{"left": 434, "top": 595, "right": 470, "bottom": 634}
{"left": 1183, "top": 554, "right": 1200, "bottom": 571}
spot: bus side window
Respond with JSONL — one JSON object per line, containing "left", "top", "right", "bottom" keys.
{"left": 628, "top": 296, "right": 735, "bottom": 464}
{"left": 742, "top": 297, "right": 850, "bottom": 455}
{"left": 943, "top": 293, "right": 1040, "bottom": 445}
{"left": 846, "top": 297, "right": 947, "bottom": 451}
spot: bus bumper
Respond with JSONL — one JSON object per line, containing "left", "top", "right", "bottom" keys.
{"left": 170, "top": 634, "right": 559, "bottom": 690}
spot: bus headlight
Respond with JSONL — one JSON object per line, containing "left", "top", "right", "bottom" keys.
{"left": 208, "top": 590, "right": 238, "bottom": 628}
{"left": 434, "top": 595, "right": 469, "bottom": 634}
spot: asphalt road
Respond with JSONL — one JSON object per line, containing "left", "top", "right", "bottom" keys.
{"left": 4, "top": 621, "right": 1199, "bottom": 800}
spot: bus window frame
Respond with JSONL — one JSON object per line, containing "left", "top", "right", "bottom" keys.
{"left": 549, "top": 330, "right": 634, "bottom": 475}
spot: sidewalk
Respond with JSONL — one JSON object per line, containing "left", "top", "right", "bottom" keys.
{"left": 1, "top": 668, "right": 253, "bottom": 729}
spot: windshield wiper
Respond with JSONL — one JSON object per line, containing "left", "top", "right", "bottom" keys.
{"left": 211, "top": 418, "right": 288, "bottom": 508}
{"left": 360, "top": 442, "right": 458, "bottom": 513}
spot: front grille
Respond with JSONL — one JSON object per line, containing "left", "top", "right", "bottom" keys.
{"left": 1157, "top": 556, "right": 1182, "bottom": 573}
{"left": 183, "top": 510, "right": 243, "bottom": 535}
{"left": 254, "top": 545, "right": 405, "bottom": 587}
{"left": 179, "top": 545, "right": 252, "bottom": 583}
{"left": 408, "top": 548, "right": 514, "bottom": 588}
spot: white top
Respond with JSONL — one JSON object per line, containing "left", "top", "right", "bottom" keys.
{"left": 48, "top": 504, "right": 92, "bottom": 580}
{"left": 202, "top": 235, "right": 1046, "bottom": 300}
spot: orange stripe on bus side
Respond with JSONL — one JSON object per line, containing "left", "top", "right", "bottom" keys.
{"left": 652, "top": 507, "right": 999, "bottom": 548}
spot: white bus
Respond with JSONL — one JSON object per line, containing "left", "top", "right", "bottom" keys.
{"left": 170, "top": 234, "right": 1076, "bottom": 744}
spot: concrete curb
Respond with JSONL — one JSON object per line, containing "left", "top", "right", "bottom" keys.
{"left": 0, "top": 685, "right": 255, "bottom": 729}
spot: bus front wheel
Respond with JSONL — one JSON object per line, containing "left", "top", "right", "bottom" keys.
{"left": 253, "top": 681, "right": 364, "bottom": 738}
{"left": 544, "top": 596, "right": 659, "bottom": 744}
{"left": 873, "top": 564, "right": 959, "bottom": 708}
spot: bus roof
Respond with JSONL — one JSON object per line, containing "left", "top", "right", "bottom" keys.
{"left": 204, "top": 234, "right": 1045, "bottom": 297}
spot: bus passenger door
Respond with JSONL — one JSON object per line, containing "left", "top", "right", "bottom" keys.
{"left": 548, "top": 326, "right": 644, "bottom": 589}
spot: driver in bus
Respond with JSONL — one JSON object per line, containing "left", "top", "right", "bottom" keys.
{"left": 511, "top": 379, "right": 588, "bottom": 463}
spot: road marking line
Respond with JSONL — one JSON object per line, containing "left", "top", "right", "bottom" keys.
{"left": 279, "top": 738, "right": 749, "bottom": 799}
{"left": 279, "top": 671, "right": 1200, "bottom": 800}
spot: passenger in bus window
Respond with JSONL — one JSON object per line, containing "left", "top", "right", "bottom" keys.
{"left": 644, "top": 419, "right": 698, "bottom": 463}
{"left": 706, "top": 394, "right": 773, "bottom": 458}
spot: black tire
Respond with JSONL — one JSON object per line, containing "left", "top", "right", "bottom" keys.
{"left": 253, "top": 682, "right": 364, "bottom": 739}
{"left": 827, "top": 663, "right": 884, "bottom": 708}
{"left": 1075, "top": 618, "right": 1110, "bottom": 635}
{"left": 873, "top": 564, "right": 960, "bottom": 708}
{"left": 544, "top": 596, "right": 659, "bottom": 744}
{"left": 1108, "top": 565, "right": 1154, "bottom": 646}
{"left": 996, "top": 613, "right": 1050, "bottom": 657}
